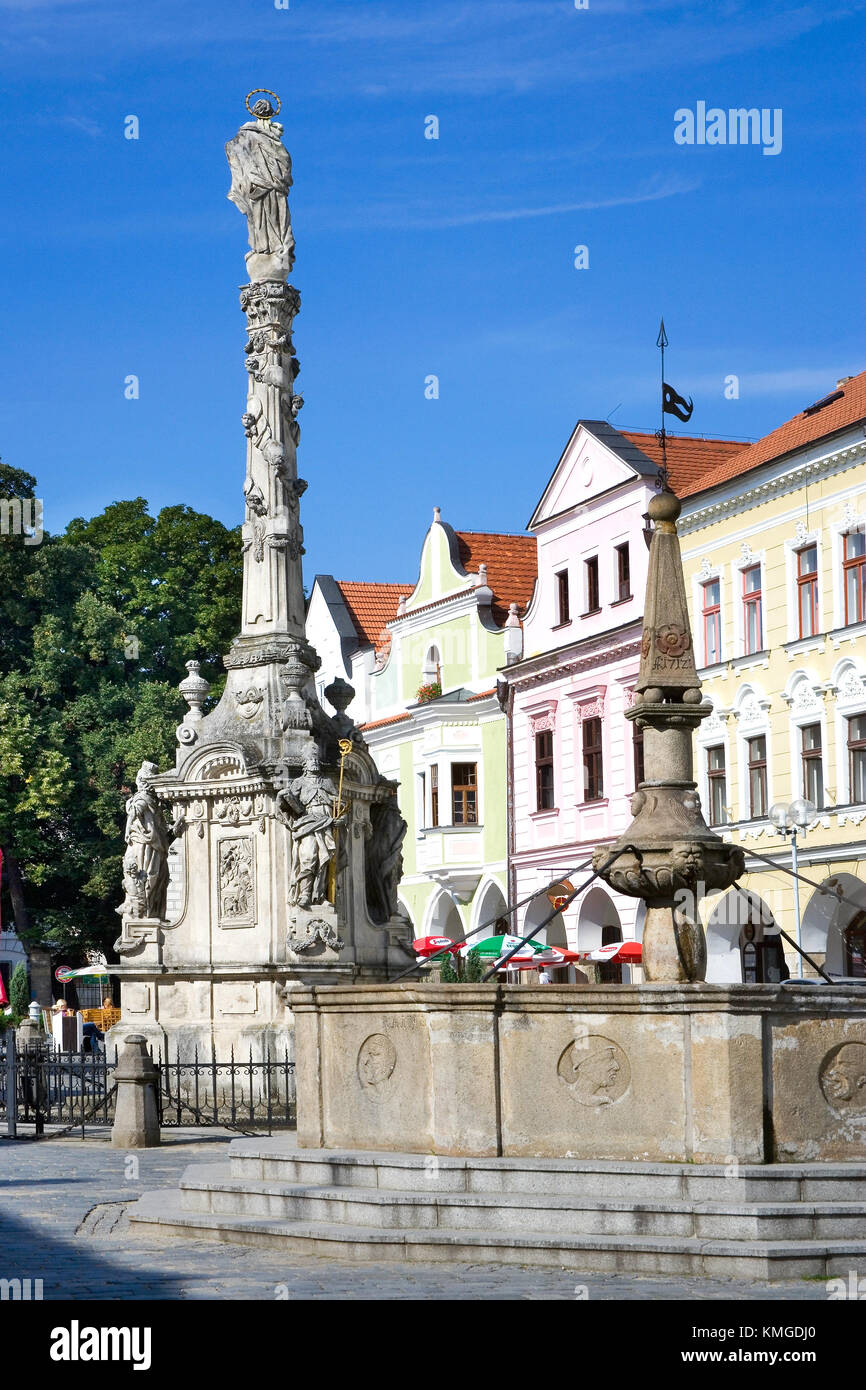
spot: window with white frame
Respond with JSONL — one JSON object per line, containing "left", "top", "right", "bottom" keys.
{"left": 848, "top": 716, "right": 866, "bottom": 804}
{"left": 582, "top": 717, "right": 604, "bottom": 801}
{"left": 843, "top": 531, "right": 866, "bottom": 626}
{"left": 706, "top": 745, "right": 727, "bottom": 825}
{"left": 742, "top": 564, "right": 763, "bottom": 655}
{"left": 796, "top": 545, "right": 819, "bottom": 637}
{"left": 746, "top": 735, "right": 768, "bottom": 818}
{"left": 800, "top": 723, "right": 824, "bottom": 808}
{"left": 701, "top": 579, "right": 722, "bottom": 665}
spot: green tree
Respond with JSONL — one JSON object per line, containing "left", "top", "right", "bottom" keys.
{"left": 0, "top": 478, "right": 242, "bottom": 961}
{"left": 9, "top": 962, "right": 29, "bottom": 1018}
{"left": 439, "top": 952, "right": 458, "bottom": 983}
{"left": 464, "top": 947, "right": 484, "bottom": 982}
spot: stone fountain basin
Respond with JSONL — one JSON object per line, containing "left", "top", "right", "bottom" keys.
{"left": 294, "top": 982, "right": 866, "bottom": 1165}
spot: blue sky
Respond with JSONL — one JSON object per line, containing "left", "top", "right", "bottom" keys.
{"left": 1, "top": 0, "right": 864, "bottom": 584}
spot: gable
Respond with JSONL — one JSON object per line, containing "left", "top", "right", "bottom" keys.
{"left": 529, "top": 421, "right": 655, "bottom": 529}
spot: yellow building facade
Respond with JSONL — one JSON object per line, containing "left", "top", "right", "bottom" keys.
{"left": 678, "top": 372, "right": 866, "bottom": 982}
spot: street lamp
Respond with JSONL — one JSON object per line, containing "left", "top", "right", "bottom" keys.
{"left": 769, "top": 798, "right": 820, "bottom": 956}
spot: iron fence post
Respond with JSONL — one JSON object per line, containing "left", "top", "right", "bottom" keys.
{"left": 6, "top": 1032, "right": 17, "bottom": 1139}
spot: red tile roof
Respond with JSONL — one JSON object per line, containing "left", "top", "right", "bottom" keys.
{"left": 455, "top": 531, "right": 537, "bottom": 625}
{"left": 359, "top": 711, "right": 412, "bottom": 732}
{"left": 681, "top": 369, "right": 866, "bottom": 497}
{"left": 620, "top": 431, "right": 751, "bottom": 495}
{"left": 335, "top": 581, "right": 413, "bottom": 654}
{"left": 466, "top": 688, "right": 498, "bottom": 702}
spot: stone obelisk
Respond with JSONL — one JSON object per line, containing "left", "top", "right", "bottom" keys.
{"left": 110, "top": 94, "right": 413, "bottom": 1060}
{"left": 594, "top": 488, "right": 744, "bottom": 981}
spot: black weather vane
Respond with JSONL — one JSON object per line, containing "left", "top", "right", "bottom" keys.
{"left": 655, "top": 318, "right": 694, "bottom": 492}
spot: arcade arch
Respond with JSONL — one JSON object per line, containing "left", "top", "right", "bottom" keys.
{"left": 801, "top": 872, "right": 866, "bottom": 977}
{"left": 425, "top": 888, "right": 465, "bottom": 942}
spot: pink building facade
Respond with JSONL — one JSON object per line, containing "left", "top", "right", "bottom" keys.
{"left": 503, "top": 421, "right": 677, "bottom": 968}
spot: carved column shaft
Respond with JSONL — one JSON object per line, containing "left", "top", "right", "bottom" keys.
{"left": 240, "top": 281, "right": 305, "bottom": 638}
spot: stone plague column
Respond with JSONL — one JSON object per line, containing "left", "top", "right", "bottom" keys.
{"left": 594, "top": 488, "right": 744, "bottom": 981}
{"left": 110, "top": 93, "right": 413, "bottom": 1060}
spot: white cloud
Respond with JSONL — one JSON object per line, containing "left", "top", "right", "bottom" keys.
{"left": 342, "top": 174, "right": 699, "bottom": 231}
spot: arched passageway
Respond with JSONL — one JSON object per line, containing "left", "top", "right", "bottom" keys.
{"left": 801, "top": 873, "right": 866, "bottom": 977}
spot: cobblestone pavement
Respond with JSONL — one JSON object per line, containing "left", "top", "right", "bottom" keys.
{"left": 0, "top": 1129, "right": 833, "bottom": 1300}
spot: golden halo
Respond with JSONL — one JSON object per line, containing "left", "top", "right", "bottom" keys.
{"left": 245, "top": 88, "right": 282, "bottom": 118}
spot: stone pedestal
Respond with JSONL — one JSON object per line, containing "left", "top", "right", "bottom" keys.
{"left": 294, "top": 982, "right": 866, "bottom": 1164}
{"left": 111, "top": 1034, "right": 160, "bottom": 1148}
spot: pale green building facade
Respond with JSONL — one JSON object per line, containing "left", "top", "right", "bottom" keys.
{"left": 308, "top": 509, "right": 536, "bottom": 943}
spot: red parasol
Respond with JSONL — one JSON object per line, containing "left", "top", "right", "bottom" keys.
{"left": 412, "top": 936, "right": 461, "bottom": 958}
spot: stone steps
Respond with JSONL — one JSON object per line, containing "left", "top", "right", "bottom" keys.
{"left": 227, "top": 1141, "right": 866, "bottom": 1204}
{"left": 175, "top": 1162, "right": 866, "bottom": 1240}
{"left": 127, "top": 1138, "right": 866, "bottom": 1278}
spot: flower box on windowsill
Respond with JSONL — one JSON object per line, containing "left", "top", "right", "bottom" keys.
{"left": 416, "top": 682, "right": 442, "bottom": 704}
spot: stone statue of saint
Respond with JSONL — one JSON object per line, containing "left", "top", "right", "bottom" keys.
{"left": 366, "top": 794, "right": 407, "bottom": 924}
{"left": 280, "top": 749, "right": 344, "bottom": 910}
{"left": 226, "top": 99, "right": 295, "bottom": 283}
{"left": 118, "top": 761, "right": 172, "bottom": 920}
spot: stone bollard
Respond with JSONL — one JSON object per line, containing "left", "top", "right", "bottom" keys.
{"left": 111, "top": 1034, "right": 161, "bottom": 1148}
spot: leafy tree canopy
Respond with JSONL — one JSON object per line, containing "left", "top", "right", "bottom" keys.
{"left": 0, "top": 474, "right": 242, "bottom": 959}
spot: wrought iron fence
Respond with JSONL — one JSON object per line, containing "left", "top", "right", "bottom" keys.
{"left": 154, "top": 1046, "right": 295, "bottom": 1130}
{"left": 1, "top": 1035, "right": 113, "bottom": 1137}
{"left": 1, "top": 1034, "right": 295, "bottom": 1137}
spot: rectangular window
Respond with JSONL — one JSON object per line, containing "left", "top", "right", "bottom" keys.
{"left": 430, "top": 765, "right": 439, "bottom": 827}
{"left": 535, "top": 730, "right": 555, "bottom": 811}
{"left": 582, "top": 717, "right": 604, "bottom": 802}
{"left": 556, "top": 570, "right": 570, "bottom": 625}
{"left": 797, "top": 545, "right": 819, "bottom": 638}
{"left": 419, "top": 771, "right": 426, "bottom": 827}
{"left": 615, "top": 543, "right": 631, "bottom": 602}
{"left": 584, "top": 556, "right": 600, "bottom": 614}
{"left": 452, "top": 762, "right": 478, "bottom": 825}
{"left": 632, "top": 722, "right": 644, "bottom": 790}
{"left": 706, "top": 745, "right": 727, "bottom": 826}
{"left": 844, "top": 532, "right": 866, "bottom": 625}
{"left": 742, "top": 565, "right": 763, "bottom": 655}
{"left": 848, "top": 715, "right": 866, "bottom": 803}
{"left": 747, "top": 735, "right": 767, "bottom": 819}
{"left": 702, "top": 579, "right": 721, "bottom": 666}
{"left": 801, "top": 723, "right": 824, "bottom": 808}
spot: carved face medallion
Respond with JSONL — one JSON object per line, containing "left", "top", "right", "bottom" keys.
{"left": 557, "top": 1036, "right": 630, "bottom": 1107}
{"left": 819, "top": 1042, "right": 866, "bottom": 1115}
{"left": 357, "top": 1033, "right": 397, "bottom": 1101}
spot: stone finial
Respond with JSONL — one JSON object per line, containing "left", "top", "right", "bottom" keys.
{"left": 433, "top": 506, "right": 441, "bottom": 523}
{"left": 635, "top": 490, "right": 702, "bottom": 704}
{"left": 179, "top": 660, "right": 211, "bottom": 719}
{"left": 396, "top": 595, "right": 407, "bottom": 615}
{"left": 324, "top": 677, "right": 355, "bottom": 715}
{"left": 504, "top": 602, "right": 523, "bottom": 664}
{"left": 476, "top": 563, "right": 488, "bottom": 588}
